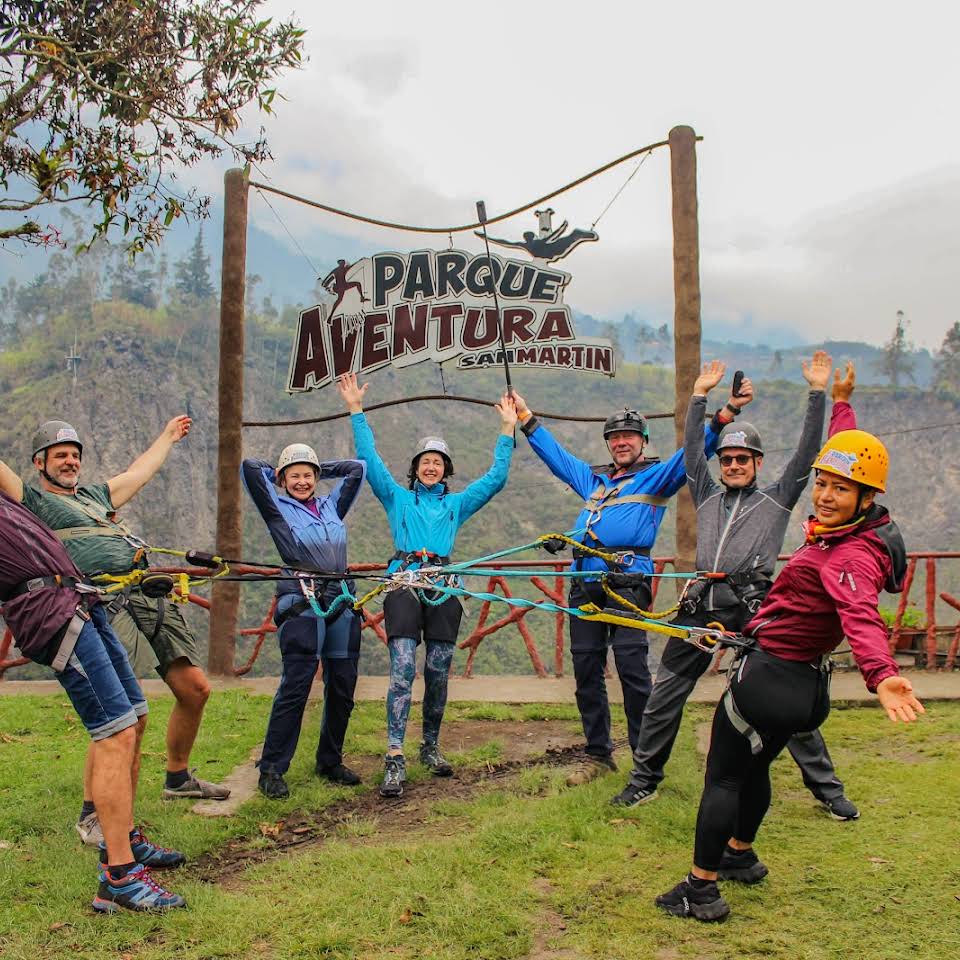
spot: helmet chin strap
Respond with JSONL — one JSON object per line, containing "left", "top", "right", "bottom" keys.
{"left": 38, "top": 455, "right": 79, "bottom": 492}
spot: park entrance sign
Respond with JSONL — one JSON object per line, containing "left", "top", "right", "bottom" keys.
{"left": 287, "top": 213, "right": 614, "bottom": 392}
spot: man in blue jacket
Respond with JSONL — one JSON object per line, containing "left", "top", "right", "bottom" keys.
{"left": 512, "top": 383, "right": 748, "bottom": 781}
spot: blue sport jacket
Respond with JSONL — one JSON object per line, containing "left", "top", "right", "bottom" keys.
{"left": 240, "top": 457, "right": 365, "bottom": 616}
{"left": 521, "top": 419, "right": 720, "bottom": 576}
{"left": 351, "top": 412, "right": 513, "bottom": 572}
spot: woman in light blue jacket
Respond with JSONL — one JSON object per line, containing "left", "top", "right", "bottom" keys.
{"left": 337, "top": 373, "right": 517, "bottom": 797}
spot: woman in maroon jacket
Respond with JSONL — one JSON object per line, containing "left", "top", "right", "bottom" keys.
{"left": 656, "top": 422, "right": 924, "bottom": 923}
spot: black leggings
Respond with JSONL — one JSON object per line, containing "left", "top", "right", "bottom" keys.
{"left": 694, "top": 648, "right": 831, "bottom": 872}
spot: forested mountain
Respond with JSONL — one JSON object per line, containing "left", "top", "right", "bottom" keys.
{"left": 2, "top": 234, "right": 958, "bottom": 677}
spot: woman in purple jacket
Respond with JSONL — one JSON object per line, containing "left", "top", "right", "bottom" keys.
{"left": 656, "top": 424, "right": 925, "bottom": 923}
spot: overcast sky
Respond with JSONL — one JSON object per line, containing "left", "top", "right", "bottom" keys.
{"left": 199, "top": 1, "right": 958, "bottom": 348}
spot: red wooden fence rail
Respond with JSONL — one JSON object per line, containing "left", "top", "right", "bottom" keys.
{"left": 3, "top": 552, "right": 960, "bottom": 679}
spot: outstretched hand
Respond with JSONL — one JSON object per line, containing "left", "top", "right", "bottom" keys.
{"left": 832, "top": 361, "right": 856, "bottom": 402}
{"left": 336, "top": 373, "right": 369, "bottom": 413}
{"left": 164, "top": 415, "right": 191, "bottom": 444}
{"left": 693, "top": 360, "right": 726, "bottom": 396}
{"left": 496, "top": 392, "right": 519, "bottom": 432}
{"left": 802, "top": 350, "right": 833, "bottom": 391}
{"left": 876, "top": 675, "right": 925, "bottom": 723}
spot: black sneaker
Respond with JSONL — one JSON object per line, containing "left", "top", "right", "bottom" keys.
{"left": 316, "top": 763, "right": 361, "bottom": 786}
{"left": 258, "top": 770, "right": 290, "bottom": 799}
{"left": 380, "top": 755, "right": 405, "bottom": 798}
{"left": 610, "top": 782, "right": 658, "bottom": 807}
{"left": 822, "top": 796, "right": 860, "bottom": 821}
{"left": 717, "top": 846, "right": 768, "bottom": 884}
{"left": 419, "top": 742, "right": 453, "bottom": 777}
{"left": 655, "top": 876, "right": 729, "bottom": 922}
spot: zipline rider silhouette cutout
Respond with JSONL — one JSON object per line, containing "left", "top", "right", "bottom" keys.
{"left": 474, "top": 209, "right": 598, "bottom": 264}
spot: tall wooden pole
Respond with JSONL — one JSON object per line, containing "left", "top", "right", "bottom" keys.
{"left": 208, "top": 167, "right": 249, "bottom": 676}
{"left": 669, "top": 126, "right": 701, "bottom": 574}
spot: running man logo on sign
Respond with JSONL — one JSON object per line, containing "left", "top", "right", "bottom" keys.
{"left": 287, "top": 212, "right": 614, "bottom": 392}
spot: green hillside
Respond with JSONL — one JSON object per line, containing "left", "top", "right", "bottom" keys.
{"left": 2, "top": 242, "right": 958, "bottom": 677}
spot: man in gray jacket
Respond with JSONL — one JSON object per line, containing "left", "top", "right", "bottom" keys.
{"left": 610, "top": 352, "right": 859, "bottom": 821}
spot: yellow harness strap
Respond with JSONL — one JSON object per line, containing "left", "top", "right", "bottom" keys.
{"left": 576, "top": 602, "right": 690, "bottom": 639}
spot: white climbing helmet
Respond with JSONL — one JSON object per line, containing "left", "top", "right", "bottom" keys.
{"left": 277, "top": 443, "right": 320, "bottom": 478}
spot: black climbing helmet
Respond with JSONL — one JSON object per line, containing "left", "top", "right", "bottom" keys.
{"left": 603, "top": 408, "right": 649, "bottom": 441}
{"left": 717, "top": 421, "right": 764, "bottom": 456}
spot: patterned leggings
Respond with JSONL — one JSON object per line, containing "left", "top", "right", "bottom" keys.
{"left": 386, "top": 637, "right": 455, "bottom": 751}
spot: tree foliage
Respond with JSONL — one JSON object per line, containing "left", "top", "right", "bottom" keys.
{"left": 0, "top": 0, "right": 304, "bottom": 250}
{"left": 934, "top": 321, "right": 960, "bottom": 396}
{"left": 174, "top": 228, "right": 213, "bottom": 300}
{"left": 876, "top": 309, "right": 915, "bottom": 387}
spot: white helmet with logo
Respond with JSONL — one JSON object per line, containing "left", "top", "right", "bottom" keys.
{"left": 277, "top": 443, "right": 321, "bottom": 478}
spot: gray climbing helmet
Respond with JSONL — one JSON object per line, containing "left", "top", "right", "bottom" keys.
{"left": 32, "top": 420, "right": 83, "bottom": 461}
{"left": 717, "top": 421, "right": 763, "bottom": 456}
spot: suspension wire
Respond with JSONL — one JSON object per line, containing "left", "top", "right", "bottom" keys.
{"left": 243, "top": 395, "right": 675, "bottom": 428}
{"left": 591, "top": 151, "right": 652, "bottom": 231}
{"left": 252, "top": 186, "right": 321, "bottom": 276}
{"left": 246, "top": 138, "right": 695, "bottom": 234}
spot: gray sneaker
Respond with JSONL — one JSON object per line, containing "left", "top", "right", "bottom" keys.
{"left": 419, "top": 742, "right": 453, "bottom": 777}
{"left": 162, "top": 769, "right": 231, "bottom": 801}
{"left": 76, "top": 811, "right": 104, "bottom": 847}
{"left": 610, "top": 782, "right": 658, "bottom": 807}
{"left": 380, "top": 755, "right": 406, "bottom": 798}
{"left": 822, "top": 796, "right": 860, "bottom": 821}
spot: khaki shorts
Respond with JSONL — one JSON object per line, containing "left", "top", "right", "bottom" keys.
{"left": 109, "top": 593, "right": 204, "bottom": 679}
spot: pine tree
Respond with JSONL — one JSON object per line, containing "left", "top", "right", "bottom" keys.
{"left": 174, "top": 230, "right": 215, "bottom": 301}
{"left": 934, "top": 322, "right": 960, "bottom": 395}
{"left": 877, "top": 310, "right": 915, "bottom": 387}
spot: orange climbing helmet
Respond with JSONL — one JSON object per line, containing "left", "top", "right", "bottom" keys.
{"left": 812, "top": 430, "right": 888, "bottom": 493}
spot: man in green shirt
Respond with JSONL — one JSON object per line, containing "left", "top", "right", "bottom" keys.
{"left": 0, "top": 417, "right": 229, "bottom": 845}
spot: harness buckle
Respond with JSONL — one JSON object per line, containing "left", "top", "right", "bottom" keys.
{"left": 685, "top": 626, "right": 729, "bottom": 653}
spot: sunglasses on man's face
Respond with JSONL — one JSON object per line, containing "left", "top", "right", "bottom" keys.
{"left": 719, "top": 453, "right": 753, "bottom": 467}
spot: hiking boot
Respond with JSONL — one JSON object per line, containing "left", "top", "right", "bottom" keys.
{"left": 162, "top": 768, "right": 231, "bottom": 801}
{"left": 610, "top": 782, "right": 658, "bottom": 808}
{"left": 380, "top": 755, "right": 406, "bottom": 798}
{"left": 655, "top": 876, "right": 730, "bottom": 922}
{"left": 258, "top": 770, "right": 290, "bottom": 799}
{"left": 717, "top": 845, "right": 768, "bottom": 884}
{"left": 101, "top": 830, "right": 186, "bottom": 870}
{"left": 419, "top": 742, "right": 453, "bottom": 777}
{"left": 92, "top": 864, "right": 187, "bottom": 913}
{"left": 76, "top": 811, "right": 104, "bottom": 847}
{"left": 822, "top": 795, "right": 860, "bottom": 821}
{"left": 316, "top": 763, "right": 362, "bottom": 786}
{"left": 565, "top": 754, "right": 617, "bottom": 787}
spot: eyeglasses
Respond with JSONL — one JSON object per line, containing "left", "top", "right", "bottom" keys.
{"left": 719, "top": 454, "right": 753, "bottom": 466}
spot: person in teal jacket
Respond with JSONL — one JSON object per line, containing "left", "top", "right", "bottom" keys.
{"left": 337, "top": 373, "right": 518, "bottom": 797}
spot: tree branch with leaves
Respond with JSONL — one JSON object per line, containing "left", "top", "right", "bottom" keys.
{"left": 0, "top": 0, "right": 305, "bottom": 251}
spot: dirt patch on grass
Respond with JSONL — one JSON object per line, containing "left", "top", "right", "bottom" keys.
{"left": 527, "top": 878, "right": 581, "bottom": 960}
{"left": 192, "top": 719, "right": 608, "bottom": 889}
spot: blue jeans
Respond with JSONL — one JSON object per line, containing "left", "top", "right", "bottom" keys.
{"left": 56, "top": 604, "right": 148, "bottom": 740}
{"left": 259, "top": 611, "right": 360, "bottom": 776}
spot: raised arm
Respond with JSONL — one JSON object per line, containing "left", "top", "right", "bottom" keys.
{"left": 829, "top": 361, "right": 857, "bottom": 435}
{"left": 456, "top": 393, "right": 517, "bottom": 522}
{"left": 108, "top": 415, "right": 191, "bottom": 508}
{"left": 684, "top": 360, "right": 728, "bottom": 505}
{"left": 240, "top": 458, "right": 301, "bottom": 563}
{"left": 772, "top": 351, "right": 831, "bottom": 508}
{"left": 0, "top": 456, "right": 24, "bottom": 502}
{"left": 319, "top": 458, "right": 367, "bottom": 519}
{"left": 337, "top": 373, "right": 401, "bottom": 509}
{"left": 513, "top": 389, "right": 596, "bottom": 499}
{"left": 655, "top": 373, "right": 751, "bottom": 497}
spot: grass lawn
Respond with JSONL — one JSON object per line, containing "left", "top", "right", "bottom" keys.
{"left": 0, "top": 689, "right": 958, "bottom": 960}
